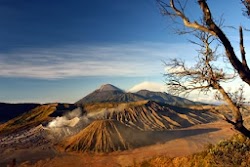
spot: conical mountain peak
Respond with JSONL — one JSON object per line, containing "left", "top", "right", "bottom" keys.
{"left": 75, "top": 83, "right": 199, "bottom": 106}
{"left": 98, "top": 84, "right": 124, "bottom": 92}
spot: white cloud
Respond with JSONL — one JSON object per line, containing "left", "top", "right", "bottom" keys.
{"left": 128, "top": 81, "right": 167, "bottom": 92}
{"left": 127, "top": 80, "right": 250, "bottom": 105}
{"left": 0, "top": 42, "right": 196, "bottom": 79}
{"left": 128, "top": 81, "right": 220, "bottom": 103}
{"left": 184, "top": 90, "right": 218, "bottom": 104}
{"left": 173, "top": 78, "right": 250, "bottom": 104}
{"left": 128, "top": 81, "right": 216, "bottom": 103}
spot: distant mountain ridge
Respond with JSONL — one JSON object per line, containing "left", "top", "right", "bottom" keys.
{"left": 136, "top": 90, "right": 197, "bottom": 106}
{"left": 75, "top": 84, "right": 145, "bottom": 106}
{"left": 75, "top": 84, "right": 199, "bottom": 107}
{"left": 0, "top": 103, "right": 40, "bottom": 123}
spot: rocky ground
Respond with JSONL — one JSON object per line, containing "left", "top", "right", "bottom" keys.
{"left": 0, "top": 120, "right": 237, "bottom": 167}
{"left": 0, "top": 125, "right": 56, "bottom": 166}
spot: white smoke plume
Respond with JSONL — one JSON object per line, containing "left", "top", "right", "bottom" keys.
{"left": 46, "top": 107, "right": 89, "bottom": 140}
{"left": 46, "top": 103, "right": 130, "bottom": 140}
{"left": 47, "top": 107, "right": 82, "bottom": 128}
{"left": 48, "top": 117, "right": 80, "bottom": 128}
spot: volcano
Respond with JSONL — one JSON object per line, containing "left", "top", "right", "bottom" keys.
{"left": 75, "top": 84, "right": 199, "bottom": 107}
{"left": 63, "top": 119, "right": 142, "bottom": 152}
{"left": 98, "top": 84, "right": 123, "bottom": 92}
{"left": 75, "top": 84, "right": 145, "bottom": 106}
{"left": 62, "top": 100, "right": 219, "bottom": 153}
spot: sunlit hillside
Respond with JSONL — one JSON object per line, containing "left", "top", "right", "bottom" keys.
{"left": 134, "top": 134, "right": 250, "bottom": 167}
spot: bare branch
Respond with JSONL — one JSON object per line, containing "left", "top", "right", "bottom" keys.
{"left": 168, "top": 0, "right": 216, "bottom": 35}
{"left": 239, "top": 26, "right": 248, "bottom": 70}
{"left": 157, "top": 0, "right": 250, "bottom": 85}
{"left": 164, "top": 29, "right": 244, "bottom": 125}
{"left": 197, "top": 0, "right": 250, "bottom": 85}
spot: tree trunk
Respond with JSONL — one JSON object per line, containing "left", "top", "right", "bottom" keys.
{"left": 215, "top": 84, "right": 250, "bottom": 136}
{"left": 198, "top": 0, "right": 250, "bottom": 86}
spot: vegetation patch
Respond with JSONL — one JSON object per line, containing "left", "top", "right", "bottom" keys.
{"left": 134, "top": 134, "right": 250, "bottom": 167}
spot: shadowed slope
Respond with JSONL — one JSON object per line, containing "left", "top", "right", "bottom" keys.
{"left": 0, "top": 103, "right": 40, "bottom": 123}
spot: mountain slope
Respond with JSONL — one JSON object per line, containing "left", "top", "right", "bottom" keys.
{"left": 136, "top": 90, "right": 199, "bottom": 106}
{"left": 63, "top": 120, "right": 142, "bottom": 152}
{"left": 75, "top": 84, "right": 145, "bottom": 106}
{"left": 98, "top": 84, "right": 123, "bottom": 92}
{"left": 75, "top": 84, "right": 201, "bottom": 107}
{"left": 82, "top": 101, "right": 218, "bottom": 131}
{"left": 0, "top": 103, "right": 76, "bottom": 135}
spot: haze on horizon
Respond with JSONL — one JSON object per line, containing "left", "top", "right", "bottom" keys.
{"left": 1, "top": 0, "right": 250, "bottom": 104}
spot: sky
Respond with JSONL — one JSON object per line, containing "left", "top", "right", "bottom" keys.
{"left": 1, "top": 0, "right": 250, "bottom": 103}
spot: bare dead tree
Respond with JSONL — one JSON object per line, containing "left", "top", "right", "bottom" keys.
{"left": 157, "top": 0, "right": 250, "bottom": 136}
{"left": 165, "top": 30, "right": 250, "bottom": 136}
{"left": 157, "top": 0, "right": 250, "bottom": 87}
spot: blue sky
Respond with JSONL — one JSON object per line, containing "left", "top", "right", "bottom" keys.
{"left": 1, "top": 0, "right": 250, "bottom": 103}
